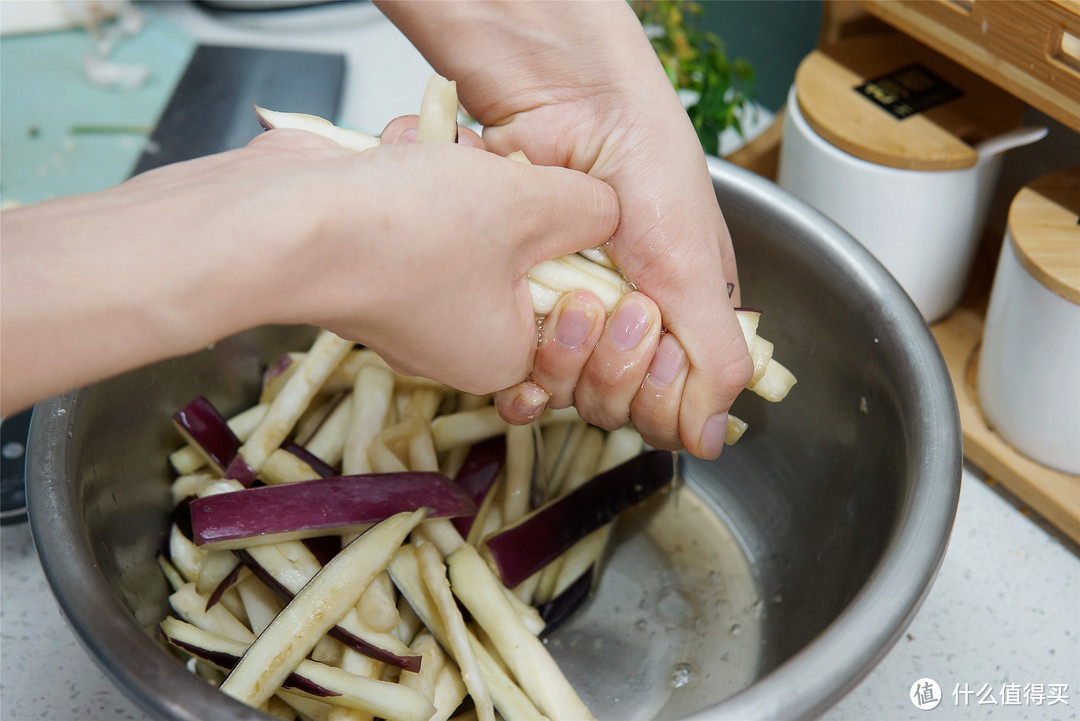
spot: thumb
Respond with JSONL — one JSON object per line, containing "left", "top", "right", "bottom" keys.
{"left": 510, "top": 162, "right": 620, "bottom": 266}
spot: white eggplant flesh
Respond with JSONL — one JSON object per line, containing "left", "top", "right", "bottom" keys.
{"left": 447, "top": 544, "right": 594, "bottom": 721}
{"left": 161, "top": 618, "right": 433, "bottom": 721}
{"left": 219, "top": 510, "right": 425, "bottom": 708}
{"left": 253, "top": 105, "right": 380, "bottom": 152}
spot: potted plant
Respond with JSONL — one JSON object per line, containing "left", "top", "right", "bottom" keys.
{"left": 633, "top": 0, "right": 757, "bottom": 157}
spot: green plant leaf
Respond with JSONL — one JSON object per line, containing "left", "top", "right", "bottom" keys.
{"left": 631, "top": 0, "right": 755, "bottom": 154}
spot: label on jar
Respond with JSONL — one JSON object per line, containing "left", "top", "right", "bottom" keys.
{"left": 855, "top": 63, "right": 963, "bottom": 119}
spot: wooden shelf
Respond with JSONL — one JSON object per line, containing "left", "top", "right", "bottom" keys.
{"left": 854, "top": 0, "right": 1080, "bottom": 132}
{"left": 813, "top": 1, "right": 1080, "bottom": 542}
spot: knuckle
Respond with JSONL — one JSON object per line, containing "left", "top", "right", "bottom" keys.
{"left": 574, "top": 391, "right": 629, "bottom": 432}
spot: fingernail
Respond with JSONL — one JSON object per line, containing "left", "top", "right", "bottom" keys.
{"left": 648, "top": 334, "right": 684, "bottom": 386}
{"left": 400, "top": 127, "right": 418, "bottom": 143}
{"left": 700, "top": 413, "right": 729, "bottom": 459}
{"left": 611, "top": 300, "right": 652, "bottom": 350}
{"left": 513, "top": 384, "right": 549, "bottom": 419}
{"left": 554, "top": 298, "right": 596, "bottom": 349}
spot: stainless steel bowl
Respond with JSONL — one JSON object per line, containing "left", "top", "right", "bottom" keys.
{"left": 27, "top": 159, "right": 962, "bottom": 721}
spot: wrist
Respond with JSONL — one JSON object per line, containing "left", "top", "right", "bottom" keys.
{"left": 377, "top": 1, "right": 671, "bottom": 122}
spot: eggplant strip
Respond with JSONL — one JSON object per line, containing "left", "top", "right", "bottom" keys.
{"left": 447, "top": 545, "right": 594, "bottom": 721}
{"left": 219, "top": 510, "right": 426, "bottom": 707}
{"left": 227, "top": 330, "right": 354, "bottom": 483}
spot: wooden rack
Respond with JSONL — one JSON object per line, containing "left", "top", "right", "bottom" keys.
{"left": 854, "top": 0, "right": 1080, "bottom": 132}
{"left": 729, "top": 1, "right": 1080, "bottom": 544}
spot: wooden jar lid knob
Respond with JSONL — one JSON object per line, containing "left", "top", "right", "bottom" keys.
{"left": 1008, "top": 167, "right": 1080, "bottom": 306}
{"left": 794, "top": 33, "right": 1024, "bottom": 171}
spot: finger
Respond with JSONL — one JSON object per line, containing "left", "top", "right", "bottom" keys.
{"left": 678, "top": 323, "right": 753, "bottom": 458}
{"left": 629, "top": 332, "right": 688, "bottom": 451}
{"left": 380, "top": 114, "right": 486, "bottom": 149}
{"left": 494, "top": 380, "right": 550, "bottom": 425}
{"left": 573, "top": 292, "right": 662, "bottom": 431}
{"left": 615, "top": 204, "right": 751, "bottom": 459}
{"left": 528, "top": 290, "right": 607, "bottom": 409}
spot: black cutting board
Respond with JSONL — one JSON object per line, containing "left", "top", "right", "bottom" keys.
{"left": 131, "top": 44, "right": 346, "bottom": 175}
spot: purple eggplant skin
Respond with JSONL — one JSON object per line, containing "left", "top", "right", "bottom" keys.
{"left": 538, "top": 567, "right": 595, "bottom": 637}
{"left": 451, "top": 436, "right": 506, "bottom": 536}
{"left": 486, "top": 450, "right": 674, "bottom": 588}
{"left": 262, "top": 353, "right": 293, "bottom": 386}
{"left": 190, "top": 472, "right": 475, "bottom": 548}
{"left": 233, "top": 549, "right": 293, "bottom": 601}
{"left": 165, "top": 635, "right": 341, "bottom": 698}
{"left": 204, "top": 562, "right": 243, "bottom": 611}
{"left": 327, "top": 625, "right": 421, "bottom": 674}
{"left": 224, "top": 453, "right": 258, "bottom": 487}
{"left": 282, "top": 442, "right": 336, "bottom": 479}
{"left": 233, "top": 549, "right": 422, "bottom": 672}
{"left": 172, "top": 397, "right": 241, "bottom": 474}
{"left": 302, "top": 535, "right": 342, "bottom": 566}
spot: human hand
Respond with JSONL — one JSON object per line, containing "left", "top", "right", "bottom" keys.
{"left": 493, "top": 291, "right": 690, "bottom": 452}
{"left": 244, "top": 129, "right": 619, "bottom": 396}
{"left": 381, "top": 115, "right": 687, "bottom": 451}
{"left": 377, "top": 1, "right": 753, "bottom": 458}
{"left": 0, "top": 127, "right": 618, "bottom": 412}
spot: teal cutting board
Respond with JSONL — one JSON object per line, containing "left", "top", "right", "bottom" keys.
{"left": 0, "top": 4, "right": 195, "bottom": 206}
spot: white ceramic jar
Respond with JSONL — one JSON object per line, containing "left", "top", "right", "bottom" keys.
{"left": 776, "top": 34, "right": 1042, "bottom": 324}
{"left": 977, "top": 168, "right": 1080, "bottom": 476}
{"left": 779, "top": 84, "right": 1005, "bottom": 323}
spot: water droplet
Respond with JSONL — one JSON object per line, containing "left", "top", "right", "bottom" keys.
{"left": 656, "top": 587, "right": 690, "bottom": 623}
{"left": 730, "top": 623, "right": 742, "bottom": 636}
{"left": 56, "top": 408, "right": 67, "bottom": 417}
{"left": 635, "top": 618, "right": 647, "bottom": 631}
{"left": 750, "top": 599, "right": 765, "bottom": 620}
{"left": 670, "top": 662, "right": 695, "bottom": 689}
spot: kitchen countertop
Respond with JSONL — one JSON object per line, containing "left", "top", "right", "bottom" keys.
{"left": 2, "top": 2, "right": 1078, "bottom": 720}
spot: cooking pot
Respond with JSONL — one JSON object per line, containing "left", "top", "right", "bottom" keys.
{"left": 27, "top": 158, "right": 962, "bottom": 721}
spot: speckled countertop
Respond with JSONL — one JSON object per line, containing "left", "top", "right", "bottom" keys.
{"left": 1, "top": 3, "right": 1078, "bottom": 720}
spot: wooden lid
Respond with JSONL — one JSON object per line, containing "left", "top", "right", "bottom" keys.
{"left": 795, "top": 33, "right": 1024, "bottom": 171}
{"left": 1008, "top": 167, "right": 1080, "bottom": 306}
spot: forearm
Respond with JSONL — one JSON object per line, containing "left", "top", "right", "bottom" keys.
{"left": 0, "top": 129, "right": 620, "bottom": 414}
{"left": 0, "top": 191, "right": 265, "bottom": 414}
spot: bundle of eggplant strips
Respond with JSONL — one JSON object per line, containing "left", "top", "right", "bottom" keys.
{"left": 157, "top": 76, "right": 795, "bottom": 721}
